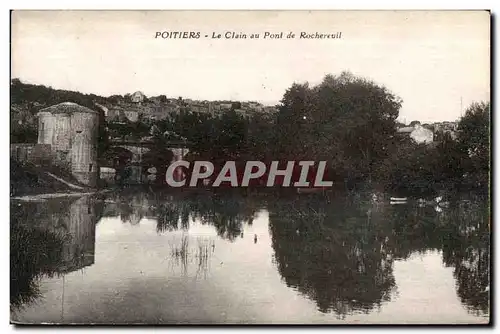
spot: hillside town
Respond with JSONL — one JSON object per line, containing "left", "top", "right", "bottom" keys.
{"left": 95, "top": 90, "right": 460, "bottom": 145}
{"left": 396, "top": 120, "right": 459, "bottom": 145}
{"left": 11, "top": 85, "right": 460, "bottom": 148}
{"left": 8, "top": 8, "right": 492, "bottom": 327}
{"left": 100, "top": 90, "right": 279, "bottom": 123}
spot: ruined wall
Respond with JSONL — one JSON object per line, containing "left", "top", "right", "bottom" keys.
{"left": 35, "top": 103, "right": 100, "bottom": 187}
{"left": 70, "top": 112, "right": 99, "bottom": 187}
{"left": 37, "top": 112, "right": 54, "bottom": 146}
{"left": 52, "top": 113, "right": 72, "bottom": 170}
{"left": 36, "top": 111, "right": 72, "bottom": 170}
{"left": 10, "top": 143, "right": 52, "bottom": 165}
{"left": 52, "top": 113, "right": 72, "bottom": 151}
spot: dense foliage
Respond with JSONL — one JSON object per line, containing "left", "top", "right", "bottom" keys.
{"left": 10, "top": 74, "right": 490, "bottom": 194}
{"left": 275, "top": 72, "right": 402, "bottom": 184}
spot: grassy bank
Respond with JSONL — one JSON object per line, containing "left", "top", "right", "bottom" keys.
{"left": 10, "top": 160, "right": 93, "bottom": 197}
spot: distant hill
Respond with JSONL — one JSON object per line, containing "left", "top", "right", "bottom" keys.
{"left": 10, "top": 79, "right": 279, "bottom": 144}
{"left": 10, "top": 79, "right": 111, "bottom": 144}
{"left": 11, "top": 78, "right": 110, "bottom": 110}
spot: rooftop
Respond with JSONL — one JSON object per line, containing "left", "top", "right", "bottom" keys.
{"left": 397, "top": 126, "right": 415, "bottom": 133}
{"left": 38, "top": 102, "right": 98, "bottom": 115}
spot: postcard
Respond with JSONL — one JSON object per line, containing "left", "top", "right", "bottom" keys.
{"left": 10, "top": 10, "right": 491, "bottom": 325}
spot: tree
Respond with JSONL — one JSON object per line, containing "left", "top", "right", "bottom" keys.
{"left": 245, "top": 111, "right": 277, "bottom": 161}
{"left": 457, "top": 101, "right": 490, "bottom": 189}
{"left": 108, "top": 95, "right": 123, "bottom": 104}
{"left": 214, "top": 110, "right": 247, "bottom": 159}
{"left": 275, "top": 71, "right": 402, "bottom": 184}
{"left": 275, "top": 82, "right": 314, "bottom": 161}
{"left": 433, "top": 132, "right": 466, "bottom": 189}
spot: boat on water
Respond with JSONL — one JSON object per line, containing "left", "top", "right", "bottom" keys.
{"left": 390, "top": 197, "right": 408, "bottom": 205}
{"left": 296, "top": 187, "right": 327, "bottom": 194}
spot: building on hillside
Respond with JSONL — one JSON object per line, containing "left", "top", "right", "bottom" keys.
{"left": 37, "top": 102, "right": 99, "bottom": 187}
{"left": 108, "top": 105, "right": 142, "bottom": 122}
{"left": 190, "top": 104, "right": 209, "bottom": 113}
{"left": 95, "top": 103, "right": 109, "bottom": 117}
{"left": 105, "top": 108, "right": 121, "bottom": 122}
{"left": 208, "top": 102, "right": 215, "bottom": 115}
{"left": 263, "top": 106, "right": 278, "bottom": 113}
{"left": 124, "top": 109, "right": 140, "bottom": 122}
{"left": 397, "top": 123, "right": 434, "bottom": 144}
{"left": 219, "top": 103, "right": 233, "bottom": 110}
{"left": 131, "top": 91, "right": 146, "bottom": 103}
{"left": 433, "top": 121, "right": 458, "bottom": 132}
{"left": 140, "top": 104, "right": 179, "bottom": 121}
{"left": 166, "top": 103, "right": 181, "bottom": 114}
{"left": 432, "top": 121, "right": 459, "bottom": 140}
{"left": 147, "top": 109, "right": 171, "bottom": 121}
{"left": 234, "top": 108, "right": 248, "bottom": 116}
{"left": 248, "top": 102, "right": 262, "bottom": 109}
{"left": 443, "top": 129, "right": 458, "bottom": 140}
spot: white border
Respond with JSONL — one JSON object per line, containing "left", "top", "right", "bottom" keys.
{"left": 2, "top": 1, "right": 497, "bottom": 334}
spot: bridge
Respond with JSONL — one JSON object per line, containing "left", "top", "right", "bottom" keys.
{"left": 100, "top": 136, "right": 190, "bottom": 185}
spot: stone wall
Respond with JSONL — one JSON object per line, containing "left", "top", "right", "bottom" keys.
{"left": 11, "top": 143, "right": 52, "bottom": 166}
{"left": 70, "top": 112, "right": 99, "bottom": 187}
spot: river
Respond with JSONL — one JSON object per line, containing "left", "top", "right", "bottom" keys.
{"left": 10, "top": 188, "right": 490, "bottom": 324}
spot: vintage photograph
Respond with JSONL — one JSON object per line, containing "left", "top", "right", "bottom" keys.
{"left": 9, "top": 10, "right": 490, "bottom": 324}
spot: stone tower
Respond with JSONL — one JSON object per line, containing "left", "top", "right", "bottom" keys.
{"left": 37, "top": 102, "right": 99, "bottom": 187}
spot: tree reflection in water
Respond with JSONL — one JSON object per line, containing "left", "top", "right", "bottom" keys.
{"left": 268, "top": 195, "right": 396, "bottom": 317}
{"left": 440, "top": 198, "right": 490, "bottom": 316}
{"left": 104, "top": 190, "right": 260, "bottom": 242}
{"left": 267, "top": 192, "right": 490, "bottom": 317}
{"left": 40, "top": 189, "right": 489, "bottom": 318}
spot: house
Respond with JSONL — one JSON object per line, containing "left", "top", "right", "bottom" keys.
{"left": 95, "top": 103, "right": 109, "bottom": 117}
{"left": 397, "top": 123, "right": 434, "bottom": 144}
{"left": 131, "top": 91, "right": 146, "bottom": 103}
{"left": 124, "top": 110, "right": 140, "bottom": 122}
{"left": 219, "top": 103, "right": 233, "bottom": 110}
{"left": 432, "top": 121, "right": 458, "bottom": 141}
{"left": 190, "top": 104, "right": 209, "bottom": 113}
{"left": 108, "top": 106, "right": 141, "bottom": 122}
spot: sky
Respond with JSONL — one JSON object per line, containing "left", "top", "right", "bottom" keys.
{"left": 11, "top": 10, "right": 490, "bottom": 122}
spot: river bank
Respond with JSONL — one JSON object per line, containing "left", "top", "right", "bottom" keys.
{"left": 10, "top": 160, "right": 97, "bottom": 197}
{"left": 10, "top": 189, "right": 113, "bottom": 202}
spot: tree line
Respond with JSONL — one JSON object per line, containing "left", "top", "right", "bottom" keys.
{"left": 10, "top": 73, "right": 490, "bottom": 195}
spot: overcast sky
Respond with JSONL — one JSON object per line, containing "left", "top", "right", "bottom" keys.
{"left": 11, "top": 10, "right": 490, "bottom": 122}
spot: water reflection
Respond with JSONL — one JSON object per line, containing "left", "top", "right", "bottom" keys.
{"left": 168, "top": 235, "right": 215, "bottom": 279}
{"left": 440, "top": 200, "right": 490, "bottom": 316}
{"left": 11, "top": 196, "right": 100, "bottom": 311}
{"left": 10, "top": 189, "right": 490, "bottom": 323}
{"left": 268, "top": 196, "right": 396, "bottom": 317}
{"left": 101, "top": 189, "right": 259, "bottom": 241}
{"left": 268, "top": 193, "right": 489, "bottom": 317}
